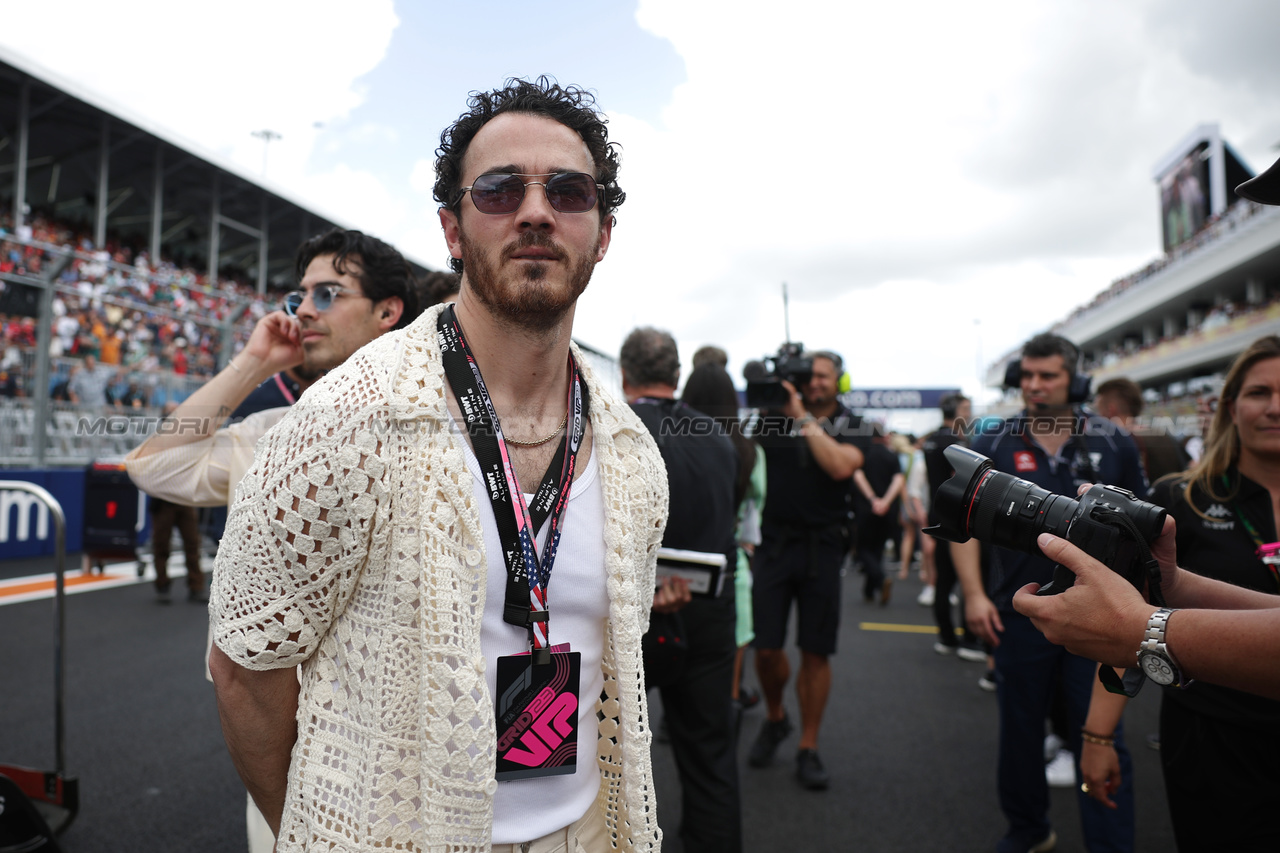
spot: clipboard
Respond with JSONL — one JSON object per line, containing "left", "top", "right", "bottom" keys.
{"left": 656, "top": 547, "right": 729, "bottom": 598}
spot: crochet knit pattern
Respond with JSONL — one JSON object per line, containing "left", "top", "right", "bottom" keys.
{"left": 213, "top": 305, "right": 668, "bottom": 852}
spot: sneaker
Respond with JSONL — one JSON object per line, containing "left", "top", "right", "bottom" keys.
{"left": 155, "top": 583, "right": 171, "bottom": 604}
{"left": 978, "top": 669, "right": 998, "bottom": 692}
{"left": 795, "top": 748, "right": 829, "bottom": 790}
{"left": 1031, "top": 831, "right": 1058, "bottom": 853}
{"left": 997, "top": 829, "right": 1057, "bottom": 853}
{"left": 956, "top": 644, "right": 987, "bottom": 663}
{"left": 917, "top": 585, "right": 936, "bottom": 607}
{"left": 1044, "top": 749, "right": 1076, "bottom": 788}
{"left": 748, "top": 715, "right": 793, "bottom": 767}
{"left": 934, "top": 641, "right": 957, "bottom": 656}
{"left": 736, "top": 687, "right": 761, "bottom": 711}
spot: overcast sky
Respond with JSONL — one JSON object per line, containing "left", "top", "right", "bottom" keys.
{"left": 4, "top": 0, "right": 1280, "bottom": 415}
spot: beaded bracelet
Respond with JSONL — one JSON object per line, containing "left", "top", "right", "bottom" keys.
{"left": 1081, "top": 730, "right": 1115, "bottom": 748}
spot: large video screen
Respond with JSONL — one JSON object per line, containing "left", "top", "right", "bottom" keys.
{"left": 1154, "top": 124, "right": 1257, "bottom": 255}
{"left": 1159, "top": 141, "right": 1210, "bottom": 254}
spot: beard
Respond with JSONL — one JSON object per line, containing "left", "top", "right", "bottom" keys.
{"left": 460, "top": 229, "right": 597, "bottom": 331}
{"left": 292, "top": 362, "right": 327, "bottom": 383}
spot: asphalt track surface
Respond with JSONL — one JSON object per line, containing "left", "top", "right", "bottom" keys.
{"left": 0, "top": 553, "right": 1176, "bottom": 852}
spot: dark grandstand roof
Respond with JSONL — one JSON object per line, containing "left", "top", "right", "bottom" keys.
{"left": 0, "top": 44, "right": 437, "bottom": 290}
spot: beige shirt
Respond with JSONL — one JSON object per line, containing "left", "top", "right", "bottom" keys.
{"left": 210, "top": 306, "right": 668, "bottom": 853}
{"left": 124, "top": 407, "right": 289, "bottom": 511}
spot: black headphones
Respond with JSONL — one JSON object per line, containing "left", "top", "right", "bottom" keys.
{"left": 939, "top": 392, "right": 965, "bottom": 420}
{"left": 1003, "top": 338, "right": 1092, "bottom": 404}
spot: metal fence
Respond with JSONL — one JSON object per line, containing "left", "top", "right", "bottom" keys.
{"left": 0, "top": 400, "right": 163, "bottom": 466}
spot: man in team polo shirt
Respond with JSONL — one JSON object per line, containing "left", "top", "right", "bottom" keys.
{"left": 954, "top": 332, "right": 1146, "bottom": 853}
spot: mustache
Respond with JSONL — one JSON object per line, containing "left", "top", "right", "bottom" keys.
{"left": 505, "top": 231, "right": 565, "bottom": 260}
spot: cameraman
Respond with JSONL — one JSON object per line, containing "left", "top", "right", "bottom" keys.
{"left": 747, "top": 351, "right": 866, "bottom": 791}
{"left": 955, "top": 333, "right": 1146, "bottom": 853}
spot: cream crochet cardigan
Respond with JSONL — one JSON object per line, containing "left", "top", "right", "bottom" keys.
{"left": 212, "top": 305, "right": 668, "bottom": 852}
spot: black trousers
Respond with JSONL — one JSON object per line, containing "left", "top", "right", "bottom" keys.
{"left": 658, "top": 592, "right": 742, "bottom": 853}
{"left": 1161, "top": 695, "right": 1280, "bottom": 852}
{"left": 857, "top": 516, "right": 895, "bottom": 599}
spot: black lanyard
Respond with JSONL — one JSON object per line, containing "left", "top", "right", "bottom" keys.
{"left": 437, "top": 306, "right": 587, "bottom": 664}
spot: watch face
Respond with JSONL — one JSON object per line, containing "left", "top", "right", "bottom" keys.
{"left": 1139, "top": 652, "right": 1176, "bottom": 686}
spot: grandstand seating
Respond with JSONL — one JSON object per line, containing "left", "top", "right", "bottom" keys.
{"left": 1, "top": 210, "right": 275, "bottom": 465}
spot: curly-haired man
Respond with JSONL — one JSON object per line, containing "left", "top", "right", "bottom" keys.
{"left": 209, "top": 77, "right": 668, "bottom": 853}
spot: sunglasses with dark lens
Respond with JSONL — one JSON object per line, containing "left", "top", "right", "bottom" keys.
{"left": 282, "top": 284, "right": 354, "bottom": 317}
{"left": 459, "top": 172, "right": 604, "bottom": 215}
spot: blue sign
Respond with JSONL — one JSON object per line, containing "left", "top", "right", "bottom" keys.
{"left": 0, "top": 468, "right": 152, "bottom": 560}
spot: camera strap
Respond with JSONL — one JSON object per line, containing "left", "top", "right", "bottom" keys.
{"left": 1099, "top": 663, "right": 1148, "bottom": 697}
{"left": 1095, "top": 507, "right": 1164, "bottom": 698}
{"left": 1089, "top": 509, "right": 1163, "bottom": 603}
{"left": 437, "top": 305, "right": 587, "bottom": 666}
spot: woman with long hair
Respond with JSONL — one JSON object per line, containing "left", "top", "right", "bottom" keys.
{"left": 682, "top": 362, "right": 766, "bottom": 709}
{"left": 1149, "top": 334, "right": 1280, "bottom": 851}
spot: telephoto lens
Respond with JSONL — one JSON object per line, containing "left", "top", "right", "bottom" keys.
{"left": 924, "top": 445, "right": 1166, "bottom": 596}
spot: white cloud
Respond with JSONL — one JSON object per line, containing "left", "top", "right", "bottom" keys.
{"left": 5, "top": 0, "right": 1280, "bottom": 404}
{"left": 408, "top": 159, "right": 437, "bottom": 195}
{"left": 0, "top": 0, "right": 401, "bottom": 245}
{"left": 579, "top": 0, "right": 1280, "bottom": 400}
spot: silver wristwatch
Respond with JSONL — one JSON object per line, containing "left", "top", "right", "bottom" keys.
{"left": 1136, "top": 607, "right": 1190, "bottom": 688}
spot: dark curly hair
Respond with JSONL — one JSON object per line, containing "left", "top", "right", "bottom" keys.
{"left": 295, "top": 228, "right": 420, "bottom": 330}
{"left": 434, "top": 76, "right": 625, "bottom": 274}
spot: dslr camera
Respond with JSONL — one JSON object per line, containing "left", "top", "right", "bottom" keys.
{"left": 924, "top": 445, "right": 1166, "bottom": 597}
{"left": 744, "top": 343, "right": 814, "bottom": 409}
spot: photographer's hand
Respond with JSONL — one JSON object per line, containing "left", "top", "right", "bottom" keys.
{"left": 1012, "top": 533, "right": 1153, "bottom": 670}
{"left": 1074, "top": 484, "right": 1183, "bottom": 603}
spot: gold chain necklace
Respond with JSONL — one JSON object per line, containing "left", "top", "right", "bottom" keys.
{"left": 504, "top": 409, "right": 568, "bottom": 447}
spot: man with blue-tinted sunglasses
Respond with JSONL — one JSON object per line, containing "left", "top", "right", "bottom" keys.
{"left": 126, "top": 227, "right": 422, "bottom": 852}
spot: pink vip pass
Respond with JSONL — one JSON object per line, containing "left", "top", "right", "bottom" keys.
{"left": 495, "top": 646, "right": 581, "bottom": 781}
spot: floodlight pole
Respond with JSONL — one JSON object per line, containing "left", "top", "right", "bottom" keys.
{"left": 251, "top": 129, "right": 282, "bottom": 178}
{"left": 33, "top": 249, "right": 75, "bottom": 467}
{"left": 782, "top": 282, "right": 791, "bottom": 342}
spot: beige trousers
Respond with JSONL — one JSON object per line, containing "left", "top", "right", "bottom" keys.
{"left": 250, "top": 799, "right": 608, "bottom": 853}
{"left": 491, "top": 803, "right": 608, "bottom": 853}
